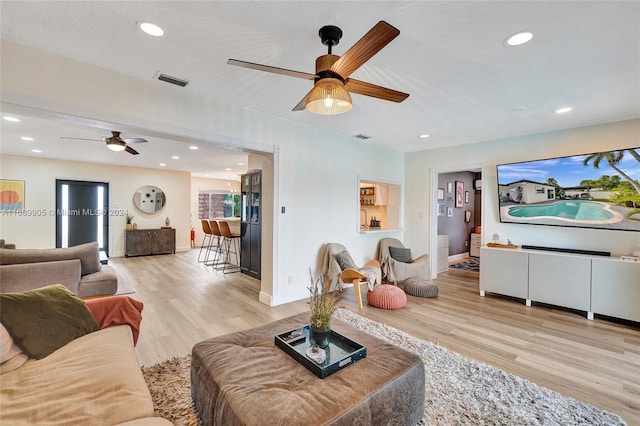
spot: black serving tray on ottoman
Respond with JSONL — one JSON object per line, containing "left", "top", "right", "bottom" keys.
{"left": 274, "top": 324, "right": 367, "bottom": 378}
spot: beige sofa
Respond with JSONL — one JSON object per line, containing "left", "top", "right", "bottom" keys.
{"left": 1, "top": 288, "right": 172, "bottom": 426}
{"left": 1, "top": 325, "right": 171, "bottom": 425}
{"left": 0, "top": 242, "right": 118, "bottom": 298}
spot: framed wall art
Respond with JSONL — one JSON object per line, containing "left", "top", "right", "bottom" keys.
{"left": 455, "top": 181, "right": 464, "bottom": 208}
{"left": 0, "top": 179, "right": 25, "bottom": 210}
{"left": 438, "top": 203, "right": 445, "bottom": 216}
{"left": 438, "top": 188, "right": 445, "bottom": 200}
{"left": 465, "top": 190, "right": 470, "bottom": 204}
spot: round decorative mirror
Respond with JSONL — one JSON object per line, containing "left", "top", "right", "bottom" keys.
{"left": 133, "top": 185, "right": 166, "bottom": 214}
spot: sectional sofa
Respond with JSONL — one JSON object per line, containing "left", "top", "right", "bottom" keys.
{"left": 0, "top": 242, "right": 118, "bottom": 298}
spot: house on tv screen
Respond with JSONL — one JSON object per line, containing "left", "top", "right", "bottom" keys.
{"left": 499, "top": 180, "right": 556, "bottom": 204}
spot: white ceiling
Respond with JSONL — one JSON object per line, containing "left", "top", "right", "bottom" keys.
{"left": 1, "top": 1, "right": 639, "bottom": 177}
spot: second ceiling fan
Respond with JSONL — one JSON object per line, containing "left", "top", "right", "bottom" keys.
{"left": 62, "top": 131, "right": 147, "bottom": 155}
{"left": 228, "top": 21, "right": 409, "bottom": 115}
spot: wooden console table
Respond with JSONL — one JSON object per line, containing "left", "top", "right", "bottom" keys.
{"left": 125, "top": 228, "right": 175, "bottom": 257}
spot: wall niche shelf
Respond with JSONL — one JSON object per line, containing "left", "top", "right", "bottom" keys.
{"left": 360, "top": 187, "right": 376, "bottom": 206}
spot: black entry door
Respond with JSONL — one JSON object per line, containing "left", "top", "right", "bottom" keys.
{"left": 55, "top": 180, "right": 109, "bottom": 255}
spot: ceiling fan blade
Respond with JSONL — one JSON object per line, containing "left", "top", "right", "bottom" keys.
{"left": 228, "top": 59, "right": 316, "bottom": 80}
{"left": 292, "top": 88, "right": 315, "bottom": 111}
{"left": 61, "top": 136, "right": 102, "bottom": 142}
{"left": 345, "top": 79, "right": 409, "bottom": 103}
{"left": 329, "top": 21, "right": 400, "bottom": 79}
{"left": 123, "top": 138, "right": 148, "bottom": 144}
{"left": 125, "top": 145, "right": 139, "bottom": 155}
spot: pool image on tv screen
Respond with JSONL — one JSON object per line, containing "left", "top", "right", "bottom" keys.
{"left": 496, "top": 148, "right": 640, "bottom": 232}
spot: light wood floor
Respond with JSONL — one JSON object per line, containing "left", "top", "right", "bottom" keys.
{"left": 110, "top": 250, "right": 640, "bottom": 424}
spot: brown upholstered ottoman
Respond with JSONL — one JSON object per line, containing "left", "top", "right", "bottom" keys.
{"left": 191, "top": 311, "right": 425, "bottom": 426}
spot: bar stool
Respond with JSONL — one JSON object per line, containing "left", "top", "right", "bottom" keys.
{"left": 218, "top": 221, "right": 241, "bottom": 274}
{"left": 197, "top": 220, "right": 215, "bottom": 264}
{"left": 208, "top": 220, "right": 224, "bottom": 268}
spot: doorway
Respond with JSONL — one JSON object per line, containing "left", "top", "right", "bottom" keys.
{"left": 55, "top": 179, "right": 109, "bottom": 255}
{"left": 431, "top": 167, "right": 483, "bottom": 277}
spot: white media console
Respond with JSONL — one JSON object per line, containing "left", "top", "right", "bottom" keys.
{"left": 479, "top": 246, "right": 640, "bottom": 322}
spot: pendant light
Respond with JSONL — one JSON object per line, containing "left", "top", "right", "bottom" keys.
{"left": 305, "top": 78, "right": 352, "bottom": 115}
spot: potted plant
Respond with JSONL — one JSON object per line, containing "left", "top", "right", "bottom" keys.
{"left": 308, "top": 269, "right": 336, "bottom": 348}
{"left": 126, "top": 213, "right": 134, "bottom": 230}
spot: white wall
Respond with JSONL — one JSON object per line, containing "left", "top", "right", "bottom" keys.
{"left": 1, "top": 40, "right": 404, "bottom": 306}
{"left": 272, "top": 126, "right": 404, "bottom": 305}
{"left": 0, "top": 155, "right": 191, "bottom": 255}
{"left": 406, "top": 119, "right": 640, "bottom": 262}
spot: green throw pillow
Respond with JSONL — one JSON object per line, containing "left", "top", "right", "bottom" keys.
{"left": 389, "top": 246, "right": 413, "bottom": 263}
{"left": 0, "top": 284, "right": 99, "bottom": 359}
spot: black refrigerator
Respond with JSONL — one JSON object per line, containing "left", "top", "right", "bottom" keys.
{"left": 240, "top": 170, "right": 261, "bottom": 279}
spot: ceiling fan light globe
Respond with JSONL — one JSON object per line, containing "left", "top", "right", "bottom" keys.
{"left": 306, "top": 78, "right": 352, "bottom": 115}
{"left": 107, "top": 141, "right": 127, "bottom": 151}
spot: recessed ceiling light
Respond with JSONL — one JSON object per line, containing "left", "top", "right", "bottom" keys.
{"left": 3, "top": 116, "right": 20, "bottom": 122}
{"left": 554, "top": 106, "right": 573, "bottom": 114}
{"left": 31, "top": 149, "right": 42, "bottom": 153}
{"left": 225, "top": 168, "right": 232, "bottom": 171}
{"left": 189, "top": 146, "right": 199, "bottom": 150}
{"left": 505, "top": 31, "right": 533, "bottom": 46}
{"left": 137, "top": 21, "right": 164, "bottom": 37}
{"left": 172, "top": 156, "right": 180, "bottom": 160}
{"left": 159, "top": 163, "right": 166, "bottom": 167}
{"left": 237, "top": 162, "right": 245, "bottom": 166}
{"left": 21, "top": 136, "right": 34, "bottom": 141}
{"left": 419, "top": 134, "right": 430, "bottom": 139}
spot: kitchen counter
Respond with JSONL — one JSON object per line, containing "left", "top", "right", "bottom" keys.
{"left": 359, "top": 227, "right": 402, "bottom": 234}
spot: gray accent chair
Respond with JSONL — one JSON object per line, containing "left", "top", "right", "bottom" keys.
{"left": 377, "top": 238, "right": 431, "bottom": 284}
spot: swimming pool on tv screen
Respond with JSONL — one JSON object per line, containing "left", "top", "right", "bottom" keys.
{"left": 507, "top": 201, "right": 614, "bottom": 221}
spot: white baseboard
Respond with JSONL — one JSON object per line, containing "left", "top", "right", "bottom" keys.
{"left": 259, "top": 291, "right": 272, "bottom": 306}
{"left": 448, "top": 252, "right": 470, "bottom": 262}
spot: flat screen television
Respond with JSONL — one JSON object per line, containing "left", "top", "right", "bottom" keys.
{"left": 496, "top": 147, "right": 640, "bottom": 232}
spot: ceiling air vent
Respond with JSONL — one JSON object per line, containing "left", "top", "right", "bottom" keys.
{"left": 154, "top": 72, "right": 189, "bottom": 87}
{"left": 354, "top": 134, "right": 371, "bottom": 140}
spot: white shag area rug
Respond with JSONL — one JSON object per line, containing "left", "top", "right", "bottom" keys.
{"left": 142, "top": 308, "right": 627, "bottom": 426}
{"left": 333, "top": 308, "right": 626, "bottom": 426}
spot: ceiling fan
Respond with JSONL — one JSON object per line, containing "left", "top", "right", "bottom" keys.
{"left": 61, "top": 131, "right": 147, "bottom": 155}
{"left": 228, "top": 21, "right": 409, "bottom": 115}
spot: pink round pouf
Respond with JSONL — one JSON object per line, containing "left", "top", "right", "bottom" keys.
{"left": 366, "top": 284, "right": 407, "bottom": 310}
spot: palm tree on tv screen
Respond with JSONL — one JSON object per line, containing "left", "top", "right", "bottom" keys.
{"left": 582, "top": 149, "right": 640, "bottom": 195}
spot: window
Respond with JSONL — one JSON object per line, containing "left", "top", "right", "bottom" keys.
{"left": 198, "top": 191, "right": 241, "bottom": 219}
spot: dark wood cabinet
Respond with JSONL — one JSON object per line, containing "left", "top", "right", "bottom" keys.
{"left": 125, "top": 228, "right": 175, "bottom": 257}
{"left": 240, "top": 170, "right": 261, "bottom": 279}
